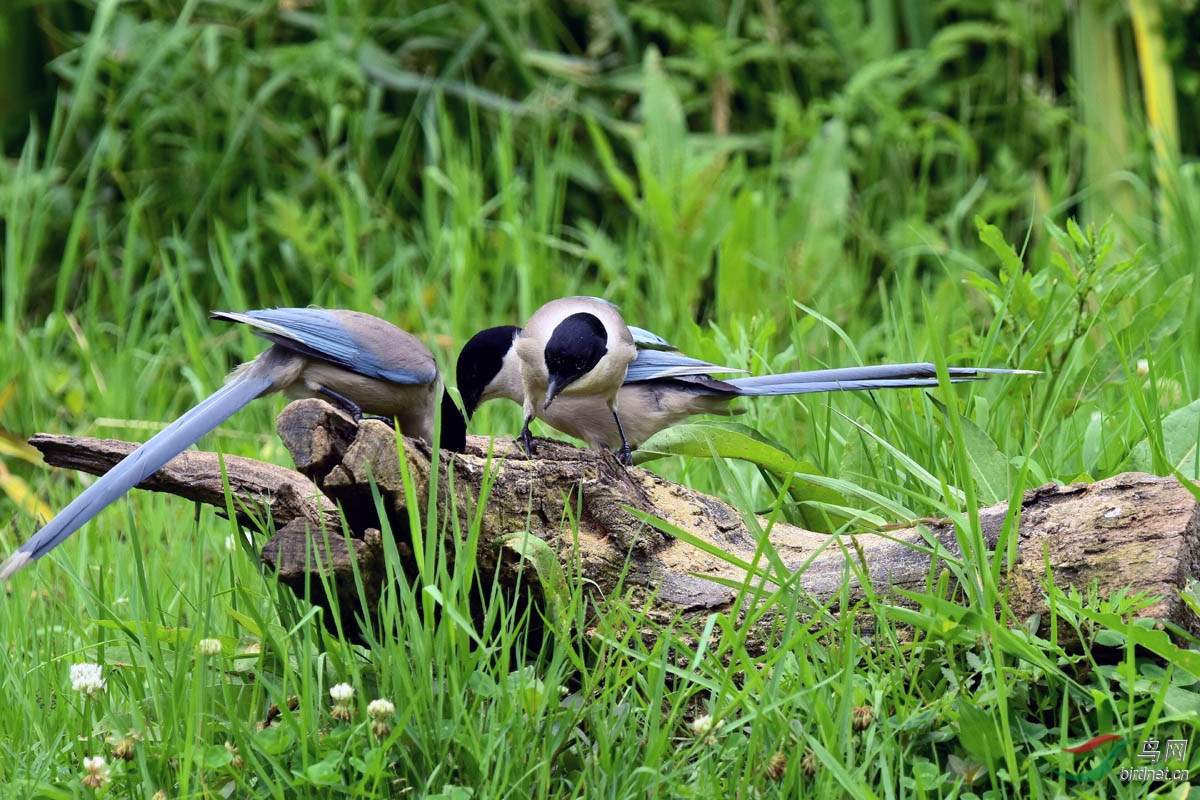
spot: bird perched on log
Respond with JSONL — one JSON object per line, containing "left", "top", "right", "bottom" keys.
{"left": 0, "top": 307, "right": 465, "bottom": 579}
{"left": 457, "top": 317, "right": 1035, "bottom": 454}
{"left": 510, "top": 297, "right": 639, "bottom": 464}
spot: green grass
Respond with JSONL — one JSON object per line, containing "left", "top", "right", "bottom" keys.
{"left": 2, "top": 1, "right": 1199, "bottom": 797}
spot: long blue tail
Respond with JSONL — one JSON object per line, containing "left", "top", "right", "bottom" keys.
{"left": 725, "top": 362, "right": 1035, "bottom": 396}
{"left": 0, "top": 370, "right": 274, "bottom": 579}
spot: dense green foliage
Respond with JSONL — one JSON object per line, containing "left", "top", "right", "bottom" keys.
{"left": 1, "top": 1, "right": 1199, "bottom": 797}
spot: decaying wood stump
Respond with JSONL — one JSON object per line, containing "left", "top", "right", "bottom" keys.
{"left": 30, "top": 399, "right": 1200, "bottom": 650}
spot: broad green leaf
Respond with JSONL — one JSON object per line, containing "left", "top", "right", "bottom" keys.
{"left": 975, "top": 217, "right": 1023, "bottom": 280}
{"left": 497, "top": 532, "right": 573, "bottom": 639}
{"left": 956, "top": 698, "right": 1005, "bottom": 767}
{"left": 636, "top": 421, "right": 853, "bottom": 527}
{"left": 504, "top": 666, "right": 555, "bottom": 716}
{"left": 301, "top": 754, "right": 344, "bottom": 786}
{"left": 1125, "top": 396, "right": 1200, "bottom": 475}
{"left": 929, "top": 396, "right": 1010, "bottom": 504}
{"left": 975, "top": 216, "right": 1040, "bottom": 315}
{"left": 254, "top": 724, "right": 297, "bottom": 756}
{"left": 637, "top": 421, "right": 808, "bottom": 475}
{"left": 1071, "top": 605, "right": 1200, "bottom": 678}
{"left": 200, "top": 743, "right": 233, "bottom": 770}
{"left": 1161, "top": 683, "right": 1200, "bottom": 717}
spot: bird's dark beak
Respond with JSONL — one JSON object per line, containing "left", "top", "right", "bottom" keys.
{"left": 543, "top": 379, "right": 561, "bottom": 410}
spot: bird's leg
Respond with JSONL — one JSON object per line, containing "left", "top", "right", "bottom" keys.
{"left": 315, "top": 385, "right": 390, "bottom": 423}
{"left": 316, "top": 386, "right": 363, "bottom": 420}
{"left": 517, "top": 412, "right": 537, "bottom": 458}
{"left": 610, "top": 409, "right": 634, "bottom": 467}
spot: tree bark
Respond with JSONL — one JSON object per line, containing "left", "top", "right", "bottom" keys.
{"left": 29, "top": 399, "right": 1200, "bottom": 650}
{"left": 29, "top": 432, "right": 341, "bottom": 532}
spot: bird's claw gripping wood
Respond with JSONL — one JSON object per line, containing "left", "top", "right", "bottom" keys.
{"left": 517, "top": 423, "right": 538, "bottom": 459}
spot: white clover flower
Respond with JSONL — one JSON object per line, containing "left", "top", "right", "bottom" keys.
{"left": 70, "top": 662, "right": 105, "bottom": 697}
{"left": 197, "top": 638, "right": 222, "bottom": 656}
{"left": 82, "top": 755, "right": 109, "bottom": 788}
{"left": 329, "top": 682, "right": 355, "bottom": 721}
{"left": 691, "top": 714, "right": 714, "bottom": 737}
{"left": 367, "top": 698, "right": 395, "bottom": 721}
{"left": 367, "top": 697, "right": 395, "bottom": 737}
{"left": 1136, "top": 358, "right": 1150, "bottom": 377}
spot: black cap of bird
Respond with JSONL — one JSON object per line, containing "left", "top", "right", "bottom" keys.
{"left": 512, "top": 297, "right": 638, "bottom": 464}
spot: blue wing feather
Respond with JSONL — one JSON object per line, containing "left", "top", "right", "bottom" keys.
{"left": 213, "top": 308, "right": 434, "bottom": 386}
{"left": 624, "top": 349, "right": 746, "bottom": 383}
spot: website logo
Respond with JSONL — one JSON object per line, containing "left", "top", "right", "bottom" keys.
{"left": 1052, "top": 734, "right": 1190, "bottom": 784}
{"left": 1053, "top": 735, "right": 1128, "bottom": 782}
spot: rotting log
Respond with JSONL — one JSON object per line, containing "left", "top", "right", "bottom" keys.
{"left": 29, "top": 399, "right": 1200, "bottom": 650}
{"left": 29, "top": 433, "right": 341, "bottom": 532}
